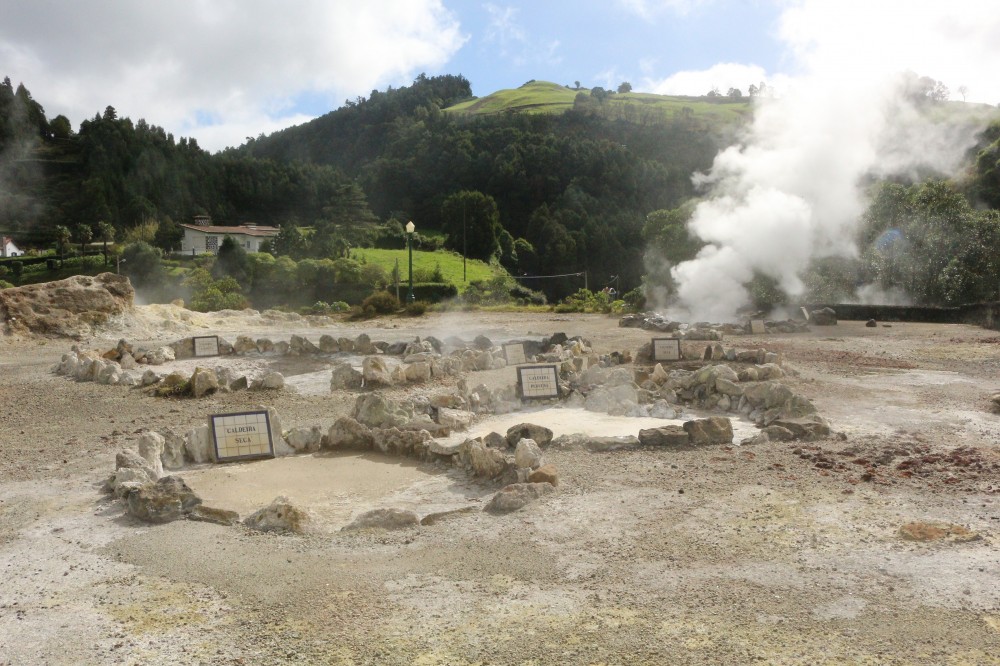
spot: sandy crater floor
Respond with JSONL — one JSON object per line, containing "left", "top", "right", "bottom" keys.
{"left": 1, "top": 309, "right": 999, "bottom": 665}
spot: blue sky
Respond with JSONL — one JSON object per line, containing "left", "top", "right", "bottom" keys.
{"left": 440, "top": 1, "right": 787, "bottom": 99}
{"left": 1, "top": 1, "right": 997, "bottom": 152}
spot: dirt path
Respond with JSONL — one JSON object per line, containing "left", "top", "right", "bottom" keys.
{"left": 1, "top": 311, "right": 998, "bottom": 665}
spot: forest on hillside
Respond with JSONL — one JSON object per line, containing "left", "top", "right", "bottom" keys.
{"left": 2, "top": 73, "right": 1000, "bottom": 308}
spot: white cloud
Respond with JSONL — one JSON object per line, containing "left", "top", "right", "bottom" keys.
{"left": 617, "top": 0, "right": 711, "bottom": 19}
{"left": 0, "top": 1, "right": 466, "bottom": 151}
{"left": 644, "top": 62, "right": 785, "bottom": 97}
{"left": 482, "top": 3, "right": 562, "bottom": 72}
{"left": 484, "top": 3, "right": 527, "bottom": 57}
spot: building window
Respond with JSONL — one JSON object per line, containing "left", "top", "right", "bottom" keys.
{"left": 205, "top": 236, "right": 219, "bottom": 253}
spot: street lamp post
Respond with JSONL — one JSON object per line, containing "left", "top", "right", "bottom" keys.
{"left": 405, "top": 220, "right": 415, "bottom": 303}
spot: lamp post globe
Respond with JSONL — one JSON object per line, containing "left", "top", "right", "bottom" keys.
{"left": 405, "top": 221, "right": 415, "bottom": 303}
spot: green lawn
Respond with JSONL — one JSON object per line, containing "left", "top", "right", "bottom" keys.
{"left": 445, "top": 80, "right": 751, "bottom": 125}
{"left": 351, "top": 248, "right": 501, "bottom": 292}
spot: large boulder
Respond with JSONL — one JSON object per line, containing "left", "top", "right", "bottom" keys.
{"left": 484, "top": 483, "right": 555, "bottom": 514}
{"left": 157, "top": 429, "right": 187, "bottom": 470}
{"left": 243, "top": 496, "right": 310, "bottom": 534}
{"left": 514, "top": 439, "right": 544, "bottom": 470}
{"left": 404, "top": 362, "right": 431, "bottom": 383}
{"left": 342, "top": 508, "right": 419, "bottom": 531}
{"left": 638, "top": 425, "right": 690, "bottom": 448}
{"left": 326, "top": 417, "right": 375, "bottom": 450}
{"left": 459, "top": 438, "right": 509, "bottom": 479}
{"left": 125, "top": 476, "right": 202, "bottom": 524}
{"left": 0, "top": 273, "right": 134, "bottom": 337}
{"left": 185, "top": 424, "right": 214, "bottom": 463}
{"left": 318, "top": 334, "right": 340, "bottom": 353}
{"left": 330, "top": 362, "right": 363, "bottom": 390}
{"left": 354, "top": 333, "right": 377, "bottom": 355}
{"left": 136, "top": 431, "right": 165, "bottom": 478}
{"left": 549, "top": 434, "right": 640, "bottom": 452}
{"left": 436, "top": 407, "right": 474, "bottom": 430}
{"left": 233, "top": 335, "right": 258, "bottom": 354}
{"left": 352, "top": 393, "right": 411, "bottom": 428}
{"left": 289, "top": 334, "right": 320, "bottom": 354}
{"left": 505, "top": 423, "right": 554, "bottom": 448}
{"left": 810, "top": 307, "right": 838, "bottom": 325}
{"left": 285, "top": 426, "right": 323, "bottom": 453}
{"left": 362, "top": 357, "right": 393, "bottom": 388}
{"left": 190, "top": 367, "right": 220, "bottom": 398}
{"left": 769, "top": 415, "right": 832, "bottom": 440}
{"left": 683, "top": 417, "right": 734, "bottom": 445}
{"left": 372, "top": 427, "right": 432, "bottom": 457}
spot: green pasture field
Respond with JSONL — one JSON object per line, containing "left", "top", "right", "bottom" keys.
{"left": 351, "top": 248, "right": 501, "bottom": 292}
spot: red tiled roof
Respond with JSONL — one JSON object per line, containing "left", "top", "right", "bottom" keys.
{"left": 179, "top": 224, "right": 279, "bottom": 237}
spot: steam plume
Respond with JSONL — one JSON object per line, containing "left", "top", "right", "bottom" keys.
{"left": 664, "top": 1, "right": 1000, "bottom": 321}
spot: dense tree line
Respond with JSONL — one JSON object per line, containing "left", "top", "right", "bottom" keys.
{"left": 6, "top": 72, "right": 998, "bottom": 306}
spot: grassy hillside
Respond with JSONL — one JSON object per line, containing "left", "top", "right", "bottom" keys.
{"left": 350, "top": 248, "right": 500, "bottom": 292}
{"left": 445, "top": 80, "right": 751, "bottom": 125}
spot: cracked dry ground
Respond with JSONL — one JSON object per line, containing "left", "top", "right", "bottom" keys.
{"left": 1, "top": 313, "right": 999, "bottom": 665}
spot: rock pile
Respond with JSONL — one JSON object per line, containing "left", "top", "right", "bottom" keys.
{"left": 52, "top": 342, "right": 272, "bottom": 397}
{"left": 0, "top": 273, "right": 134, "bottom": 338}
{"left": 619, "top": 312, "right": 811, "bottom": 335}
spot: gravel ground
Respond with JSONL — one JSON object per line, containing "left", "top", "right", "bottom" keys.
{"left": 1, "top": 309, "right": 999, "bottom": 665}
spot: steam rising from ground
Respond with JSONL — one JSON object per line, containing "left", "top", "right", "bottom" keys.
{"left": 659, "top": 1, "right": 1000, "bottom": 321}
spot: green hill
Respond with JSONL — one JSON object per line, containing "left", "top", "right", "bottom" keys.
{"left": 445, "top": 80, "right": 751, "bottom": 125}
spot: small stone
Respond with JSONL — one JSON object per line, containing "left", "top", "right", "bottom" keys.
{"left": 484, "top": 483, "right": 554, "bottom": 514}
{"left": 243, "top": 496, "right": 310, "bottom": 534}
{"left": 683, "top": 417, "right": 734, "bottom": 445}
{"left": 528, "top": 464, "right": 559, "bottom": 486}
{"left": 342, "top": 508, "right": 419, "bottom": 531}
{"left": 514, "top": 439, "right": 544, "bottom": 470}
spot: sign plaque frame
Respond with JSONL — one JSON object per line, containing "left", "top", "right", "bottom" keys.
{"left": 651, "top": 337, "right": 682, "bottom": 362}
{"left": 210, "top": 410, "right": 275, "bottom": 462}
{"left": 503, "top": 342, "right": 527, "bottom": 366}
{"left": 516, "top": 364, "right": 561, "bottom": 400}
{"left": 750, "top": 320, "right": 767, "bottom": 335}
{"left": 193, "top": 335, "right": 221, "bottom": 357}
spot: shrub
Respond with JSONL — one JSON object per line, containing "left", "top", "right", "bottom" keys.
{"left": 509, "top": 283, "right": 547, "bottom": 305}
{"left": 361, "top": 290, "right": 400, "bottom": 315}
{"left": 0, "top": 279, "right": 13, "bottom": 289}
{"left": 308, "top": 300, "right": 350, "bottom": 315}
{"left": 405, "top": 300, "right": 429, "bottom": 316}
{"left": 554, "top": 288, "right": 614, "bottom": 313}
{"left": 622, "top": 286, "right": 646, "bottom": 311}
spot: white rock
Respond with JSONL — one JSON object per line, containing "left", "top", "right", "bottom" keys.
{"left": 137, "top": 431, "right": 165, "bottom": 478}
{"left": 362, "top": 357, "right": 393, "bottom": 387}
{"left": 260, "top": 406, "right": 295, "bottom": 456}
{"left": 141, "top": 369, "right": 162, "bottom": 386}
{"left": 514, "top": 439, "right": 544, "bottom": 470}
{"left": 158, "top": 430, "right": 186, "bottom": 470}
{"left": 285, "top": 426, "right": 323, "bottom": 452}
{"left": 259, "top": 371, "right": 285, "bottom": 390}
{"left": 404, "top": 362, "right": 431, "bottom": 383}
{"left": 437, "top": 407, "right": 474, "bottom": 430}
{"left": 185, "top": 424, "right": 214, "bottom": 463}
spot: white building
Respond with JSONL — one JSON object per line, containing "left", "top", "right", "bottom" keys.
{"left": 1, "top": 236, "right": 22, "bottom": 257}
{"left": 179, "top": 219, "right": 279, "bottom": 255}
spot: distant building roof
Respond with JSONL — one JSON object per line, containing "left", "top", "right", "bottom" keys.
{"left": 179, "top": 223, "right": 279, "bottom": 237}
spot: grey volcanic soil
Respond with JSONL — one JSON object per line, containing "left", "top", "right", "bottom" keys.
{"left": 1, "top": 310, "right": 999, "bottom": 665}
